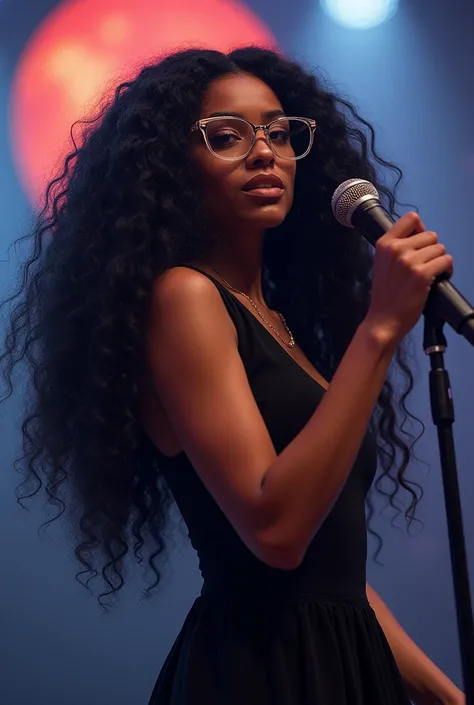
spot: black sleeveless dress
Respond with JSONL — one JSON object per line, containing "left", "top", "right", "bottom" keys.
{"left": 148, "top": 265, "right": 410, "bottom": 705}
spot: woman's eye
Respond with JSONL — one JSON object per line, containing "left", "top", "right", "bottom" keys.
{"left": 209, "top": 132, "right": 241, "bottom": 146}
{"left": 270, "top": 129, "right": 290, "bottom": 143}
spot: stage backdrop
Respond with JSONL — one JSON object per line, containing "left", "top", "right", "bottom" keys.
{"left": 0, "top": 1, "right": 473, "bottom": 703}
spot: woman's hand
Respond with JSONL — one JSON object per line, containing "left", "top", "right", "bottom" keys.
{"left": 364, "top": 211, "right": 453, "bottom": 344}
{"left": 408, "top": 680, "right": 465, "bottom": 705}
{"left": 440, "top": 684, "right": 466, "bottom": 705}
{"left": 447, "top": 689, "right": 466, "bottom": 705}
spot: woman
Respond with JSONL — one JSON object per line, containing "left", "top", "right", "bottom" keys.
{"left": 1, "top": 47, "right": 464, "bottom": 704}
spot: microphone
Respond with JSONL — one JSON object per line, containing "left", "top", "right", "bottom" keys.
{"left": 331, "top": 178, "right": 474, "bottom": 347}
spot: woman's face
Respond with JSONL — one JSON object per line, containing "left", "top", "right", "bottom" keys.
{"left": 191, "top": 72, "right": 296, "bottom": 234}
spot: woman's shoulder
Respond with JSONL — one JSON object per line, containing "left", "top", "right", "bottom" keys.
{"left": 153, "top": 264, "right": 219, "bottom": 299}
{"left": 153, "top": 264, "right": 242, "bottom": 320}
{"left": 151, "top": 265, "right": 238, "bottom": 339}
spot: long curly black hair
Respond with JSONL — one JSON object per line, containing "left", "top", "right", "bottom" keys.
{"left": 1, "top": 47, "right": 423, "bottom": 607}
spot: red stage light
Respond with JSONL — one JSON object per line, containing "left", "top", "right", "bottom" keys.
{"left": 9, "top": 0, "right": 277, "bottom": 204}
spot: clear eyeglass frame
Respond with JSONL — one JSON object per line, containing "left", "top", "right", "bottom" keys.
{"left": 191, "top": 115, "right": 317, "bottom": 161}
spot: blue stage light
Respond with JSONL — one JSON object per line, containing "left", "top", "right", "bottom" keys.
{"left": 321, "top": 0, "right": 399, "bottom": 29}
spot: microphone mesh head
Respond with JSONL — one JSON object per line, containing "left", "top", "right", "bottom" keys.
{"left": 331, "top": 178, "right": 379, "bottom": 227}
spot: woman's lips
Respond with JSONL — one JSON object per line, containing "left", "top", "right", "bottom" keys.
{"left": 242, "top": 187, "right": 284, "bottom": 198}
{"left": 242, "top": 173, "right": 285, "bottom": 193}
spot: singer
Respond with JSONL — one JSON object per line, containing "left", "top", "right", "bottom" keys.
{"left": 1, "top": 48, "right": 465, "bottom": 705}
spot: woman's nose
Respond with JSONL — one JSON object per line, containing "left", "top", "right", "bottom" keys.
{"left": 246, "top": 130, "right": 275, "bottom": 166}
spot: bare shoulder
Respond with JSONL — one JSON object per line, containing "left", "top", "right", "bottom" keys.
{"left": 151, "top": 265, "right": 236, "bottom": 336}
{"left": 152, "top": 266, "right": 221, "bottom": 306}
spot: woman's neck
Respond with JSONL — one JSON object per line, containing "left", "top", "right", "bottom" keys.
{"left": 193, "top": 230, "right": 266, "bottom": 305}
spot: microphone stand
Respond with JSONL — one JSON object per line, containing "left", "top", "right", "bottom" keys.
{"left": 333, "top": 184, "right": 474, "bottom": 695}
{"left": 423, "top": 301, "right": 474, "bottom": 703}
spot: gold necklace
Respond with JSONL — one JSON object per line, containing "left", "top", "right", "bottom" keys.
{"left": 209, "top": 266, "right": 296, "bottom": 349}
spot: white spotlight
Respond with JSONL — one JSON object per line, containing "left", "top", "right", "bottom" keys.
{"left": 321, "top": 0, "right": 399, "bottom": 29}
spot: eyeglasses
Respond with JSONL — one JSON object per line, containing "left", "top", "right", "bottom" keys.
{"left": 191, "top": 116, "right": 317, "bottom": 161}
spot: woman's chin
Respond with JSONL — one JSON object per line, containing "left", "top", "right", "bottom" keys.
{"left": 246, "top": 205, "right": 289, "bottom": 229}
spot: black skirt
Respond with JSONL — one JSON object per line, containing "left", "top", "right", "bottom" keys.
{"left": 149, "top": 590, "right": 411, "bottom": 705}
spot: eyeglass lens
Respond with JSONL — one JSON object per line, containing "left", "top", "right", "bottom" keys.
{"left": 205, "top": 118, "right": 311, "bottom": 159}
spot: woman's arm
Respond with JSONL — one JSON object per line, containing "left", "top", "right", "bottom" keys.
{"left": 149, "top": 265, "right": 396, "bottom": 569}
{"left": 366, "top": 584, "right": 464, "bottom": 705}
{"left": 148, "top": 214, "right": 451, "bottom": 569}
